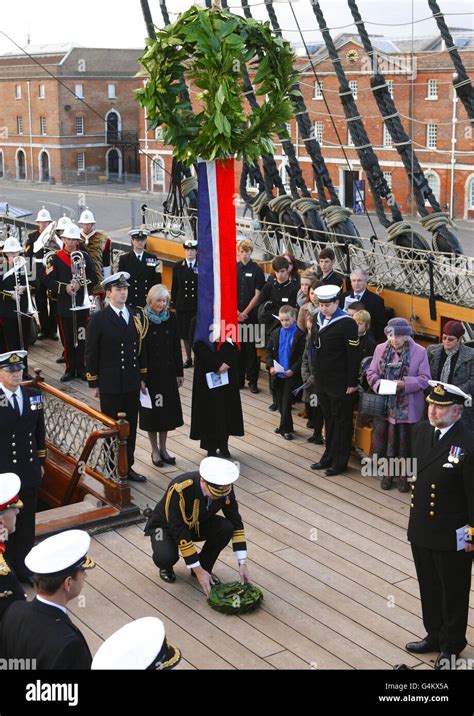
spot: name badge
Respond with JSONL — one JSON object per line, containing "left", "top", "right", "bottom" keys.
{"left": 281, "top": 297, "right": 289, "bottom": 302}
{"left": 245, "top": 273, "right": 253, "bottom": 277}
{"left": 145, "top": 258, "right": 157, "bottom": 267}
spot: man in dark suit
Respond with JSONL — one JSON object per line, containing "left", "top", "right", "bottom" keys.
{"left": 118, "top": 228, "right": 162, "bottom": 308}
{"left": 406, "top": 380, "right": 474, "bottom": 670}
{"left": 0, "top": 472, "right": 26, "bottom": 623}
{"left": 171, "top": 239, "right": 198, "bottom": 368}
{"left": 0, "top": 351, "right": 45, "bottom": 583}
{"left": 85, "top": 272, "right": 148, "bottom": 482}
{"left": 0, "top": 529, "right": 94, "bottom": 669}
{"left": 145, "top": 457, "right": 249, "bottom": 596}
{"left": 310, "top": 285, "right": 360, "bottom": 476}
{"left": 44, "top": 223, "right": 97, "bottom": 382}
{"left": 342, "top": 269, "right": 386, "bottom": 341}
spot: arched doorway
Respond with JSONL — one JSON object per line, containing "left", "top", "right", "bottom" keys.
{"left": 16, "top": 149, "right": 26, "bottom": 180}
{"left": 106, "top": 148, "right": 122, "bottom": 181}
{"left": 39, "top": 151, "right": 50, "bottom": 182}
{"left": 106, "top": 111, "right": 120, "bottom": 143}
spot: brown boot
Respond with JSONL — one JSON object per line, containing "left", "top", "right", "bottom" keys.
{"left": 380, "top": 475, "right": 393, "bottom": 490}
{"left": 398, "top": 476, "right": 409, "bottom": 493}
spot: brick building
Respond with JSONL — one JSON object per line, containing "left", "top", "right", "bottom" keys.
{"left": 139, "top": 30, "right": 474, "bottom": 220}
{"left": 0, "top": 44, "right": 143, "bottom": 185}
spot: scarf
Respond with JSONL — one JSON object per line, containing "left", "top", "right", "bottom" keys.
{"left": 440, "top": 344, "right": 461, "bottom": 383}
{"left": 145, "top": 306, "right": 170, "bottom": 325}
{"left": 379, "top": 340, "right": 411, "bottom": 421}
{"left": 278, "top": 323, "right": 297, "bottom": 378}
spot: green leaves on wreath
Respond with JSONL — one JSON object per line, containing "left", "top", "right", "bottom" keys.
{"left": 207, "top": 581, "right": 264, "bottom": 615}
{"left": 135, "top": 5, "right": 299, "bottom": 165}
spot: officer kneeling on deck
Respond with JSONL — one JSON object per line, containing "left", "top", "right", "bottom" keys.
{"left": 145, "top": 457, "right": 250, "bottom": 595}
{"left": 406, "top": 381, "right": 474, "bottom": 670}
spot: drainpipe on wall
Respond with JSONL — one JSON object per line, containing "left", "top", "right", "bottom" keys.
{"left": 27, "top": 80, "right": 34, "bottom": 181}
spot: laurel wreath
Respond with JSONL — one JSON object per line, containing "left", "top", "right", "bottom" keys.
{"left": 135, "top": 5, "right": 299, "bottom": 165}
{"left": 207, "top": 581, "right": 264, "bottom": 615}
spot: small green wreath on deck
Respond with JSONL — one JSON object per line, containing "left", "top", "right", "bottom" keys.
{"left": 135, "top": 4, "right": 300, "bottom": 166}
{"left": 207, "top": 581, "right": 264, "bottom": 615}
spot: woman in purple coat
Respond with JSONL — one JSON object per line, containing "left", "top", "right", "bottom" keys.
{"left": 366, "top": 318, "right": 431, "bottom": 492}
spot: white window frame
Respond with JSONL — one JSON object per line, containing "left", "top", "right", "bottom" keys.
{"left": 152, "top": 154, "right": 165, "bottom": 187}
{"left": 427, "top": 79, "right": 438, "bottom": 100}
{"left": 425, "top": 171, "right": 440, "bottom": 203}
{"left": 383, "top": 171, "right": 393, "bottom": 189}
{"left": 386, "top": 80, "right": 394, "bottom": 98}
{"left": 427, "top": 123, "right": 437, "bottom": 149}
{"left": 40, "top": 116, "right": 47, "bottom": 136}
{"left": 314, "top": 121, "right": 323, "bottom": 145}
{"left": 314, "top": 80, "right": 324, "bottom": 100}
{"left": 38, "top": 84, "right": 45, "bottom": 99}
{"left": 17, "top": 116, "right": 23, "bottom": 135}
{"left": 467, "top": 176, "right": 474, "bottom": 209}
{"left": 347, "top": 129, "right": 355, "bottom": 147}
{"left": 107, "top": 83, "right": 116, "bottom": 99}
{"left": 154, "top": 127, "right": 163, "bottom": 141}
{"left": 75, "top": 83, "right": 84, "bottom": 99}
{"left": 383, "top": 124, "right": 393, "bottom": 148}
{"left": 15, "top": 148, "right": 27, "bottom": 180}
{"left": 15, "top": 84, "right": 21, "bottom": 100}
{"left": 76, "top": 116, "right": 84, "bottom": 136}
{"left": 349, "top": 80, "right": 358, "bottom": 99}
{"left": 77, "top": 151, "right": 85, "bottom": 172}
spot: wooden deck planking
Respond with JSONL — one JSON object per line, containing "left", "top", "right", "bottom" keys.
{"left": 28, "top": 339, "right": 474, "bottom": 669}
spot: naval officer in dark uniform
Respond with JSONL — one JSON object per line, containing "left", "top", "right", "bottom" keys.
{"left": 0, "top": 350, "right": 46, "bottom": 583}
{"left": 310, "top": 285, "right": 360, "bottom": 476}
{"left": 0, "top": 529, "right": 94, "bottom": 669}
{"left": 145, "top": 457, "right": 249, "bottom": 595}
{"left": 118, "top": 228, "right": 162, "bottom": 308}
{"left": 171, "top": 239, "right": 198, "bottom": 368}
{"left": 406, "top": 380, "right": 474, "bottom": 670}
{"left": 85, "top": 272, "right": 148, "bottom": 483}
{"left": 0, "top": 473, "right": 26, "bottom": 623}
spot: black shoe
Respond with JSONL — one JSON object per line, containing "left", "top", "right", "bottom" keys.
{"left": 37, "top": 331, "right": 48, "bottom": 340}
{"left": 381, "top": 475, "right": 394, "bottom": 490}
{"left": 159, "top": 450, "right": 176, "bottom": 466}
{"left": 268, "top": 402, "right": 278, "bottom": 411}
{"left": 325, "top": 467, "right": 343, "bottom": 476}
{"left": 434, "top": 652, "right": 460, "bottom": 670}
{"left": 127, "top": 469, "right": 147, "bottom": 483}
{"left": 274, "top": 427, "right": 282, "bottom": 434}
{"left": 283, "top": 433, "right": 293, "bottom": 440}
{"left": 56, "top": 356, "right": 66, "bottom": 364}
{"left": 249, "top": 384, "right": 260, "bottom": 394}
{"left": 310, "top": 461, "right": 330, "bottom": 471}
{"left": 313, "top": 434, "right": 325, "bottom": 445}
{"left": 159, "top": 568, "right": 176, "bottom": 583}
{"left": 398, "top": 477, "right": 409, "bottom": 493}
{"left": 49, "top": 333, "right": 59, "bottom": 341}
{"left": 183, "top": 359, "right": 193, "bottom": 369}
{"left": 60, "top": 370, "right": 75, "bottom": 383}
{"left": 217, "top": 448, "right": 232, "bottom": 459}
{"left": 405, "top": 638, "right": 440, "bottom": 654}
{"left": 306, "top": 420, "right": 315, "bottom": 429}
{"left": 151, "top": 453, "right": 164, "bottom": 468}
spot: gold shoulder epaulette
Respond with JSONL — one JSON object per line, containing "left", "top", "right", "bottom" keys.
{"left": 174, "top": 479, "right": 194, "bottom": 494}
{"left": 0, "top": 553, "right": 11, "bottom": 575}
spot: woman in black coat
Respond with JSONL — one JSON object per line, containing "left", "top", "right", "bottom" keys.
{"left": 139, "top": 285, "right": 184, "bottom": 466}
{"left": 190, "top": 325, "right": 244, "bottom": 458}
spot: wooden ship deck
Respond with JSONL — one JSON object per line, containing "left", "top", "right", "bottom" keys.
{"left": 29, "top": 337, "right": 474, "bottom": 671}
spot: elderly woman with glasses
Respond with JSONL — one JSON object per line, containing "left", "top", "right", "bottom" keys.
{"left": 427, "top": 320, "right": 474, "bottom": 432}
{"left": 139, "top": 284, "right": 184, "bottom": 467}
{"left": 366, "top": 318, "right": 431, "bottom": 492}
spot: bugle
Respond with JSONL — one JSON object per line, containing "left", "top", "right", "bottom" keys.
{"left": 13, "top": 256, "right": 36, "bottom": 350}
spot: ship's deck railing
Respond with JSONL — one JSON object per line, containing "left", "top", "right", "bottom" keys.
{"left": 143, "top": 207, "right": 474, "bottom": 309}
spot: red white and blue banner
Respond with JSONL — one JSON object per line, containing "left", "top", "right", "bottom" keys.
{"left": 194, "top": 158, "right": 239, "bottom": 348}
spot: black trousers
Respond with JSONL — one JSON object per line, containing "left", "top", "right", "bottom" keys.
{"left": 5, "top": 484, "right": 38, "bottom": 579}
{"left": 238, "top": 339, "right": 259, "bottom": 387}
{"left": 36, "top": 282, "right": 57, "bottom": 336}
{"left": 100, "top": 392, "right": 139, "bottom": 470}
{"left": 411, "top": 543, "right": 472, "bottom": 655}
{"left": 274, "top": 376, "right": 296, "bottom": 433}
{"left": 200, "top": 437, "right": 229, "bottom": 456}
{"left": 309, "top": 404, "right": 324, "bottom": 436}
{"left": 3, "top": 316, "right": 31, "bottom": 374}
{"left": 150, "top": 514, "right": 234, "bottom": 573}
{"left": 317, "top": 391, "right": 355, "bottom": 470}
{"left": 58, "top": 313, "right": 88, "bottom": 372}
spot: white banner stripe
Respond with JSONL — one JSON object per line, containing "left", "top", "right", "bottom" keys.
{"left": 206, "top": 161, "right": 221, "bottom": 342}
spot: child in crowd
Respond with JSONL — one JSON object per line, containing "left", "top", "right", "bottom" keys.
{"left": 266, "top": 305, "right": 305, "bottom": 440}
{"left": 297, "top": 269, "right": 318, "bottom": 309}
{"left": 352, "top": 309, "right": 377, "bottom": 361}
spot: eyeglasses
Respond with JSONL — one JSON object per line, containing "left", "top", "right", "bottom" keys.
{"left": 442, "top": 335, "right": 458, "bottom": 342}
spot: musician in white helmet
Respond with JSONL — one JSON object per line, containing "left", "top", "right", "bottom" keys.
{"left": 78, "top": 208, "right": 111, "bottom": 306}
{"left": 24, "top": 207, "right": 58, "bottom": 341}
{"left": 0, "top": 238, "right": 33, "bottom": 379}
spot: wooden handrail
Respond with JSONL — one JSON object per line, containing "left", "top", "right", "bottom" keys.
{"left": 61, "top": 427, "right": 120, "bottom": 506}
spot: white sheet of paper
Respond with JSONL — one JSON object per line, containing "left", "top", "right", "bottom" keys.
{"left": 378, "top": 379, "right": 398, "bottom": 395}
{"left": 343, "top": 296, "right": 359, "bottom": 310}
{"left": 456, "top": 525, "right": 468, "bottom": 551}
{"left": 273, "top": 359, "right": 286, "bottom": 373}
{"left": 140, "top": 388, "right": 153, "bottom": 409}
{"left": 206, "top": 371, "right": 229, "bottom": 389}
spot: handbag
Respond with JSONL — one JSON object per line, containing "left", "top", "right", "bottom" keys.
{"left": 358, "top": 387, "right": 388, "bottom": 418}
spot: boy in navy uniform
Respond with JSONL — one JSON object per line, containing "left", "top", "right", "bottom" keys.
{"left": 0, "top": 351, "right": 45, "bottom": 583}
{"left": 118, "top": 228, "right": 162, "bottom": 308}
{"left": 85, "top": 272, "right": 148, "bottom": 483}
{"left": 406, "top": 381, "right": 474, "bottom": 670}
{"left": 310, "top": 285, "right": 360, "bottom": 476}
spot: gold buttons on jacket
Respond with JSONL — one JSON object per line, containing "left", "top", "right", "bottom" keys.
{"left": 429, "top": 511, "right": 435, "bottom": 517}
{"left": 431, "top": 484, "right": 436, "bottom": 489}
